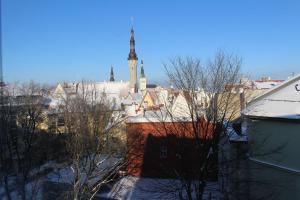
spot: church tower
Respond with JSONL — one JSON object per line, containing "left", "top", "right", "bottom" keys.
{"left": 140, "top": 59, "right": 147, "bottom": 91}
{"left": 128, "top": 28, "right": 138, "bottom": 93}
{"left": 110, "top": 66, "right": 115, "bottom": 82}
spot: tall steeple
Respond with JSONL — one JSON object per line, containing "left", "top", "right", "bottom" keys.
{"left": 128, "top": 27, "right": 138, "bottom": 93}
{"left": 110, "top": 66, "right": 115, "bottom": 82}
{"left": 128, "top": 28, "right": 138, "bottom": 60}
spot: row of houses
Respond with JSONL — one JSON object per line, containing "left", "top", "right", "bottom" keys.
{"left": 2, "top": 74, "right": 278, "bottom": 134}
{"left": 122, "top": 75, "right": 300, "bottom": 199}
{"left": 2, "top": 74, "right": 298, "bottom": 199}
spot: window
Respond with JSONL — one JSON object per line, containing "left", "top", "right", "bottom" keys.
{"left": 160, "top": 145, "right": 167, "bottom": 159}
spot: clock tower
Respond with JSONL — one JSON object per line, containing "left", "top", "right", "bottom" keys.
{"left": 128, "top": 28, "right": 138, "bottom": 93}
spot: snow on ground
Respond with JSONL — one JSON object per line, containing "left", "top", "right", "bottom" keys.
{"left": 0, "top": 155, "right": 122, "bottom": 200}
{"left": 46, "top": 155, "right": 122, "bottom": 186}
{"left": 0, "top": 174, "right": 44, "bottom": 200}
{"left": 96, "top": 176, "right": 222, "bottom": 200}
{"left": 0, "top": 161, "right": 60, "bottom": 200}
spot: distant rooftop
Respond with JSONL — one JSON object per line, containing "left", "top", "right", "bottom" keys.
{"left": 146, "top": 84, "right": 157, "bottom": 89}
{"left": 254, "top": 77, "right": 284, "bottom": 90}
{"left": 126, "top": 109, "right": 193, "bottom": 123}
{"left": 255, "top": 76, "right": 284, "bottom": 83}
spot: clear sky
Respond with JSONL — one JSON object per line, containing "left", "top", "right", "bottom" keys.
{"left": 2, "top": 0, "right": 300, "bottom": 84}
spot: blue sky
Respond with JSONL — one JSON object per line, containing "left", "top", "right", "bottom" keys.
{"left": 2, "top": 0, "right": 300, "bottom": 84}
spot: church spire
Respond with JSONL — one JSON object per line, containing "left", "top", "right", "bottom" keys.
{"left": 139, "top": 59, "right": 147, "bottom": 91}
{"left": 110, "top": 66, "right": 115, "bottom": 82}
{"left": 128, "top": 27, "right": 138, "bottom": 93}
{"left": 128, "top": 27, "right": 138, "bottom": 60}
{"left": 140, "top": 59, "right": 145, "bottom": 78}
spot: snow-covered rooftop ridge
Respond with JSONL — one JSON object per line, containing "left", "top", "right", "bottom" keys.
{"left": 50, "top": 81, "right": 131, "bottom": 108}
{"left": 58, "top": 81, "right": 130, "bottom": 93}
{"left": 76, "top": 81, "right": 130, "bottom": 94}
{"left": 247, "top": 74, "right": 300, "bottom": 107}
{"left": 243, "top": 101, "right": 300, "bottom": 119}
{"left": 253, "top": 80, "right": 283, "bottom": 90}
{"left": 127, "top": 92, "right": 143, "bottom": 100}
{"left": 62, "top": 80, "right": 129, "bottom": 85}
{"left": 126, "top": 110, "right": 194, "bottom": 123}
{"left": 243, "top": 74, "right": 300, "bottom": 119}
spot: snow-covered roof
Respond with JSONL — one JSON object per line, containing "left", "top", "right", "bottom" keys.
{"left": 126, "top": 109, "right": 194, "bottom": 123}
{"left": 243, "top": 74, "right": 300, "bottom": 120}
{"left": 121, "top": 92, "right": 143, "bottom": 105}
{"left": 53, "top": 81, "right": 129, "bottom": 96}
{"left": 120, "top": 98, "right": 134, "bottom": 105}
{"left": 77, "top": 81, "right": 130, "bottom": 95}
{"left": 129, "top": 93, "right": 142, "bottom": 100}
{"left": 254, "top": 80, "right": 283, "bottom": 90}
{"left": 50, "top": 81, "right": 130, "bottom": 109}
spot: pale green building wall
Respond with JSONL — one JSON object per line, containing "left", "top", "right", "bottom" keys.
{"left": 247, "top": 119, "right": 300, "bottom": 200}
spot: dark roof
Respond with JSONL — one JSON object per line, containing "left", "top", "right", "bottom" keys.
{"left": 146, "top": 84, "right": 157, "bottom": 89}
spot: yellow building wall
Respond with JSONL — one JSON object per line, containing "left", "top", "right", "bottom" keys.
{"left": 140, "top": 92, "right": 155, "bottom": 109}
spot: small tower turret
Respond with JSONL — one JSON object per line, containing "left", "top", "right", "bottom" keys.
{"left": 140, "top": 59, "right": 147, "bottom": 91}
{"left": 110, "top": 66, "right": 115, "bottom": 82}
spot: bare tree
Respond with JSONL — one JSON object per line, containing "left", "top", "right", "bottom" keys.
{"left": 0, "top": 81, "right": 50, "bottom": 200}
{"left": 0, "top": 80, "right": 127, "bottom": 200}
{"left": 136, "top": 50, "right": 243, "bottom": 199}
{"left": 0, "top": 82, "right": 16, "bottom": 200}
{"left": 58, "top": 81, "right": 126, "bottom": 200}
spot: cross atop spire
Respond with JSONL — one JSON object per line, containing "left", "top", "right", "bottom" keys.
{"left": 128, "top": 27, "right": 138, "bottom": 60}
{"left": 110, "top": 66, "right": 115, "bottom": 82}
